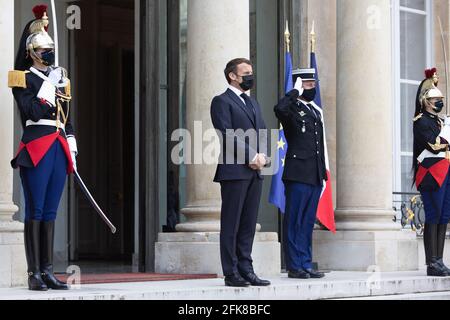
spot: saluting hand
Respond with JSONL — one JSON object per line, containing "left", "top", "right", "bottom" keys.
{"left": 294, "top": 77, "right": 304, "bottom": 96}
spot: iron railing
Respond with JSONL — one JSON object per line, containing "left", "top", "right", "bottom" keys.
{"left": 393, "top": 192, "right": 425, "bottom": 236}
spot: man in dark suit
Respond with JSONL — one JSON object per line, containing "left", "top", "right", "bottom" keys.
{"left": 211, "top": 58, "right": 271, "bottom": 287}
{"left": 274, "top": 69, "right": 326, "bottom": 279}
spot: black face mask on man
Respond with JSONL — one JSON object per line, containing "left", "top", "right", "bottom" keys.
{"left": 40, "top": 50, "right": 55, "bottom": 67}
{"left": 237, "top": 74, "right": 255, "bottom": 91}
{"left": 301, "top": 88, "right": 317, "bottom": 102}
{"left": 433, "top": 100, "right": 445, "bottom": 113}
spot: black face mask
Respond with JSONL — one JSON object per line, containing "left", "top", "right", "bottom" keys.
{"left": 238, "top": 75, "right": 255, "bottom": 91}
{"left": 433, "top": 100, "right": 445, "bottom": 113}
{"left": 301, "top": 88, "right": 317, "bottom": 102}
{"left": 40, "top": 50, "right": 55, "bottom": 66}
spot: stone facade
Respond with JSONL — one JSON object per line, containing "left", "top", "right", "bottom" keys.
{"left": 3, "top": 0, "right": 450, "bottom": 287}
{"left": 0, "top": 0, "right": 27, "bottom": 287}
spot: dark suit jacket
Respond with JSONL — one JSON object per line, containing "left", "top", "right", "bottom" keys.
{"left": 274, "top": 89, "right": 327, "bottom": 186}
{"left": 211, "top": 88, "right": 267, "bottom": 182}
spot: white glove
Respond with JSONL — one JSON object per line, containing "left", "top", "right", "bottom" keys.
{"left": 440, "top": 118, "right": 450, "bottom": 142}
{"left": 67, "top": 136, "right": 78, "bottom": 171}
{"left": 71, "top": 152, "right": 77, "bottom": 171}
{"left": 294, "top": 77, "right": 304, "bottom": 96}
{"left": 48, "top": 67, "right": 69, "bottom": 88}
{"left": 444, "top": 116, "right": 450, "bottom": 126}
{"left": 37, "top": 81, "right": 56, "bottom": 107}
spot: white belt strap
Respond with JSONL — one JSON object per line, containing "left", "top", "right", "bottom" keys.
{"left": 26, "top": 119, "right": 65, "bottom": 131}
{"left": 417, "top": 149, "right": 446, "bottom": 163}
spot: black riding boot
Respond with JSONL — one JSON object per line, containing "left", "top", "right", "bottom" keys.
{"left": 437, "top": 224, "right": 450, "bottom": 274}
{"left": 40, "top": 221, "right": 69, "bottom": 290}
{"left": 24, "top": 220, "right": 48, "bottom": 291}
{"left": 424, "top": 223, "right": 449, "bottom": 277}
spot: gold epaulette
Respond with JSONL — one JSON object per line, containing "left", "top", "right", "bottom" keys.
{"left": 8, "top": 70, "right": 29, "bottom": 88}
{"left": 413, "top": 113, "right": 423, "bottom": 122}
{"left": 428, "top": 136, "right": 448, "bottom": 151}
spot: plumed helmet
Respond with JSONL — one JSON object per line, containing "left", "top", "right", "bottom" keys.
{"left": 424, "top": 87, "right": 445, "bottom": 100}
{"left": 26, "top": 5, "right": 54, "bottom": 52}
{"left": 15, "top": 4, "right": 54, "bottom": 71}
{"left": 415, "top": 68, "right": 441, "bottom": 116}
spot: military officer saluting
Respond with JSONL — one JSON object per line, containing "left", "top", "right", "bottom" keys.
{"left": 274, "top": 68, "right": 326, "bottom": 279}
{"left": 413, "top": 68, "right": 450, "bottom": 277}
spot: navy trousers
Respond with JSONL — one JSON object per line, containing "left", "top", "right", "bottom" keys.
{"left": 283, "top": 182, "right": 322, "bottom": 271}
{"left": 20, "top": 141, "right": 68, "bottom": 222}
{"left": 421, "top": 171, "right": 450, "bottom": 225}
{"left": 220, "top": 177, "right": 263, "bottom": 277}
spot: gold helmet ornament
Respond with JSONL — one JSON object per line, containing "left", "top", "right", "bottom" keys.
{"left": 25, "top": 5, "right": 55, "bottom": 66}
{"left": 419, "top": 68, "right": 441, "bottom": 106}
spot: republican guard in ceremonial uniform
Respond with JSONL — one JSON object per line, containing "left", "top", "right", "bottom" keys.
{"left": 413, "top": 68, "right": 450, "bottom": 277}
{"left": 9, "top": 4, "right": 77, "bottom": 291}
{"left": 274, "top": 69, "right": 326, "bottom": 279}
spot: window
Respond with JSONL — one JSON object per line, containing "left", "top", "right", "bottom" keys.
{"left": 393, "top": 0, "right": 433, "bottom": 198}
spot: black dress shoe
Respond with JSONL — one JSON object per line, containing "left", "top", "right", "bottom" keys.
{"left": 224, "top": 275, "right": 251, "bottom": 287}
{"left": 41, "top": 272, "right": 69, "bottom": 290}
{"left": 288, "top": 270, "right": 310, "bottom": 279}
{"left": 305, "top": 268, "right": 325, "bottom": 279}
{"left": 241, "top": 273, "right": 271, "bottom": 286}
{"left": 427, "top": 258, "right": 450, "bottom": 277}
{"left": 437, "top": 258, "right": 450, "bottom": 274}
{"left": 28, "top": 272, "right": 48, "bottom": 291}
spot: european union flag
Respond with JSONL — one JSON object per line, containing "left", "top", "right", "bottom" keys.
{"left": 310, "top": 52, "right": 322, "bottom": 108}
{"left": 269, "top": 52, "right": 293, "bottom": 213}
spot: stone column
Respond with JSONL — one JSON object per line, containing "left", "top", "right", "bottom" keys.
{"left": 156, "top": 0, "right": 280, "bottom": 276}
{"left": 175, "top": 0, "right": 250, "bottom": 233}
{"left": 0, "top": 0, "right": 26, "bottom": 287}
{"left": 313, "top": 0, "right": 418, "bottom": 272}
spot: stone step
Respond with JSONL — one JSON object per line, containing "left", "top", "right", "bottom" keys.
{"left": 337, "top": 291, "right": 450, "bottom": 300}
{"left": 1, "top": 272, "right": 450, "bottom": 300}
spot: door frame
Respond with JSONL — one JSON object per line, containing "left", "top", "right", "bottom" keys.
{"left": 66, "top": 0, "right": 160, "bottom": 272}
{"left": 137, "top": 0, "right": 161, "bottom": 272}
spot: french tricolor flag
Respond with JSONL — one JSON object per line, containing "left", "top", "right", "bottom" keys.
{"left": 310, "top": 51, "right": 336, "bottom": 233}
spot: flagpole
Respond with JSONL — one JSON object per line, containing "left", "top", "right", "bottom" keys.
{"left": 310, "top": 20, "right": 316, "bottom": 54}
{"left": 285, "top": 20, "right": 290, "bottom": 53}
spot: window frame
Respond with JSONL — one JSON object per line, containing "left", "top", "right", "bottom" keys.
{"left": 392, "top": 0, "right": 433, "bottom": 193}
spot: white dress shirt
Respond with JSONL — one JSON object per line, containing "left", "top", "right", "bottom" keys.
{"left": 228, "top": 85, "right": 249, "bottom": 104}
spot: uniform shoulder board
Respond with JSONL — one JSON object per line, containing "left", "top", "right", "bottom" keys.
{"left": 8, "top": 70, "right": 30, "bottom": 89}
{"left": 413, "top": 113, "right": 423, "bottom": 122}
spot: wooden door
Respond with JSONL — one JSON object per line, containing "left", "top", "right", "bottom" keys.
{"left": 71, "top": 0, "right": 134, "bottom": 262}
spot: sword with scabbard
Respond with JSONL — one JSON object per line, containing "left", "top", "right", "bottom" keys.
{"left": 50, "top": 1, "right": 117, "bottom": 234}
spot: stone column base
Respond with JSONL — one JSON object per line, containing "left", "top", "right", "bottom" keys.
{"left": 0, "top": 221, "right": 26, "bottom": 287}
{"left": 155, "top": 232, "right": 281, "bottom": 277}
{"left": 313, "top": 230, "right": 418, "bottom": 272}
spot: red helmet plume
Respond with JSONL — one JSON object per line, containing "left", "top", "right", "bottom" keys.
{"left": 32, "top": 4, "right": 48, "bottom": 19}
{"left": 425, "top": 68, "right": 437, "bottom": 79}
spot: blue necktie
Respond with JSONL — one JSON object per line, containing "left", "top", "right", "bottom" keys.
{"left": 241, "top": 93, "right": 256, "bottom": 116}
